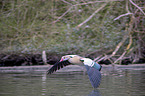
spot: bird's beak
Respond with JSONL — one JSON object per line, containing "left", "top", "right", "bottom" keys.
{"left": 60, "top": 58, "right": 63, "bottom": 62}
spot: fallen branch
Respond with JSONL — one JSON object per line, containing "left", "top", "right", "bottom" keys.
{"left": 113, "top": 11, "right": 135, "bottom": 64}
{"left": 114, "top": 13, "right": 133, "bottom": 21}
{"left": 110, "top": 35, "right": 128, "bottom": 57}
{"left": 126, "top": 34, "right": 132, "bottom": 50}
{"left": 2, "top": 55, "right": 11, "bottom": 60}
{"left": 77, "top": 3, "right": 107, "bottom": 28}
{"left": 94, "top": 55, "right": 103, "bottom": 62}
{"left": 51, "top": 7, "right": 73, "bottom": 24}
{"left": 96, "top": 55, "right": 108, "bottom": 62}
{"left": 129, "top": 0, "right": 145, "bottom": 15}
{"left": 114, "top": 37, "right": 133, "bottom": 64}
{"left": 74, "top": 0, "right": 124, "bottom": 6}
{"left": 61, "top": 0, "right": 72, "bottom": 5}
{"left": 51, "top": 0, "right": 123, "bottom": 24}
{"left": 42, "top": 51, "right": 48, "bottom": 65}
{"left": 114, "top": 51, "right": 127, "bottom": 64}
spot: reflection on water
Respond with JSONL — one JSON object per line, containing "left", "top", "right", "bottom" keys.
{"left": 42, "top": 74, "right": 47, "bottom": 96}
{"left": 88, "top": 90, "right": 101, "bottom": 96}
{"left": 0, "top": 68, "right": 145, "bottom": 96}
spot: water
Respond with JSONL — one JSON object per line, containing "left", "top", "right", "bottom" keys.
{"left": 0, "top": 68, "right": 145, "bottom": 96}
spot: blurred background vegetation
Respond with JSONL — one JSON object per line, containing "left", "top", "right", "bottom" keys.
{"left": 0, "top": 0, "right": 145, "bottom": 65}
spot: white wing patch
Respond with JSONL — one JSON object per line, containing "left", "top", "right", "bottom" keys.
{"left": 81, "top": 58, "right": 95, "bottom": 67}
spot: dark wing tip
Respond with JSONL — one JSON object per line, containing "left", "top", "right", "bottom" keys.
{"left": 85, "top": 65, "right": 102, "bottom": 88}
{"left": 47, "top": 60, "right": 71, "bottom": 74}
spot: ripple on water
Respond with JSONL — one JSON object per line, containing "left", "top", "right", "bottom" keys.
{"left": 0, "top": 68, "right": 145, "bottom": 96}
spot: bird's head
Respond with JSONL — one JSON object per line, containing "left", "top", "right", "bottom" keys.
{"left": 60, "top": 55, "right": 77, "bottom": 62}
{"left": 60, "top": 56, "right": 70, "bottom": 62}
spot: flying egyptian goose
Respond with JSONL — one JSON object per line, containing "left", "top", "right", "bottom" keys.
{"left": 47, "top": 55, "right": 102, "bottom": 88}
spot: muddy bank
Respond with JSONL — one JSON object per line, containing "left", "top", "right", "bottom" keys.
{"left": 0, "top": 53, "right": 145, "bottom": 66}
{"left": 0, "top": 53, "right": 61, "bottom": 66}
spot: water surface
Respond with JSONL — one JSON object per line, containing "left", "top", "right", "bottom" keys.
{"left": 0, "top": 67, "right": 145, "bottom": 96}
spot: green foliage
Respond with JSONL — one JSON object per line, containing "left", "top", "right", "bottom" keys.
{"left": 0, "top": 0, "right": 144, "bottom": 59}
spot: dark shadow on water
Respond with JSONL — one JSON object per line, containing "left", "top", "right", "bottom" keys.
{"left": 88, "top": 89, "right": 101, "bottom": 96}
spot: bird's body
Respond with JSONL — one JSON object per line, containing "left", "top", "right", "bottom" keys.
{"left": 63, "top": 55, "right": 83, "bottom": 65}
{"left": 47, "top": 55, "right": 102, "bottom": 88}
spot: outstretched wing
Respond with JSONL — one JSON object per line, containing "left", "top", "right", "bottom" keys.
{"left": 85, "top": 65, "right": 101, "bottom": 88}
{"left": 47, "top": 60, "right": 71, "bottom": 74}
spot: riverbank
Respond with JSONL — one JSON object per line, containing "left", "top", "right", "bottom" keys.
{"left": 1, "top": 53, "right": 145, "bottom": 67}
{"left": 0, "top": 64, "right": 145, "bottom": 73}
